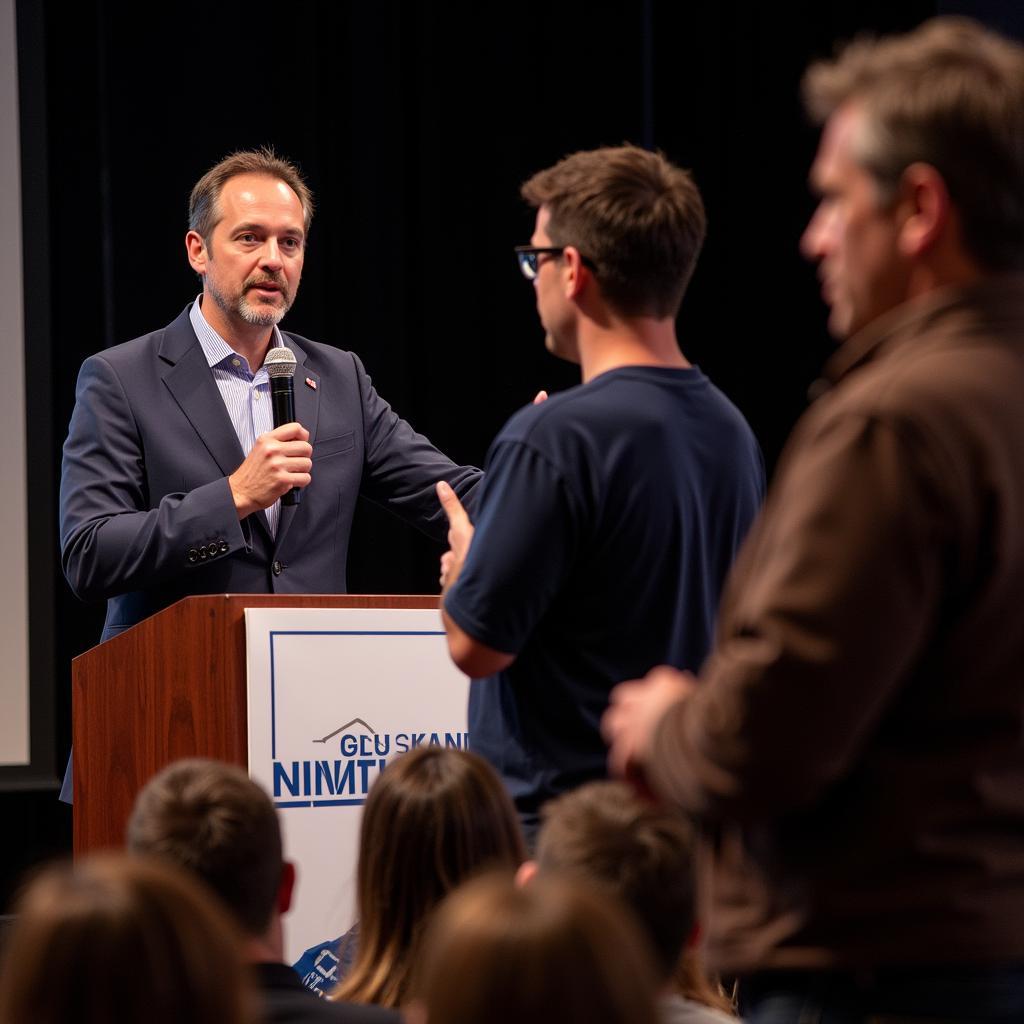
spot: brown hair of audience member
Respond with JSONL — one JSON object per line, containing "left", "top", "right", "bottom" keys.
{"left": 802, "top": 16, "right": 1024, "bottom": 272}
{"left": 0, "top": 853, "right": 253, "bottom": 1024}
{"left": 520, "top": 144, "right": 706, "bottom": 320}
{"left": 189, "top": 145, "right": 314, "bottom": 241}
{"left": 535, "top": 780, "right": 734, "bottom": 1015}
{"left": 332, "top": 745, "right": 526, "bottom": 1009}
{"left": 126, "top": 757, "right": 282, "bottom": 937}
{"left": 411, "top": 872, "right": 661, "bottom": 1024}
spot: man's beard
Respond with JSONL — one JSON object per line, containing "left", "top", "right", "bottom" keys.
{"left": 210, "top": 273, "right": 293, "bottom": 328}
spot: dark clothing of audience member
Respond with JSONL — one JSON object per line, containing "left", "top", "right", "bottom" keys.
{"left": 257, "top": 963, "right": 399, "bottom": 1024}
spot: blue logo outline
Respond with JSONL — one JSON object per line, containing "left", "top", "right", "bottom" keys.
{"left": 268, "top": 629, "right": 446, "bottom": 809}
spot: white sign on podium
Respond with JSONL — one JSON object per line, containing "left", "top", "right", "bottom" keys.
{"left": 245, "top": 606, "right": 469, "bottom": 964}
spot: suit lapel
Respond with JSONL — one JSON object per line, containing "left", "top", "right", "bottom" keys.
{"left": 158, "top": 308, "right": 274, "bottom": 542}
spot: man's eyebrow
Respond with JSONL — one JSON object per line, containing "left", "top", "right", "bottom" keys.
{"left": 232, "top": 221, "right": 305, "bottom": 239}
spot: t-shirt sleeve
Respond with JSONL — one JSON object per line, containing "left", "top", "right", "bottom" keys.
{"left": 443, "top": 438, "right": 584, "bottom": 655}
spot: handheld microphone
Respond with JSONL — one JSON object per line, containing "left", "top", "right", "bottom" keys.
{"left": 265, "top": 347, "right": 301, "bottom": 507}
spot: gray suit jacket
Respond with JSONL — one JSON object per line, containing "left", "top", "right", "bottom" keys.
{"left": 58, "top": 307, "right": 480, "bottom": 800}
{"left": 60, "top": 305, "right": 479, "bottom": 642}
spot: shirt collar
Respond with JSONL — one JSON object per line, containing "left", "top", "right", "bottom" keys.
{"left": 189, "top": 296, "right": 284, "bottom": 372}
{"left": 821, "top": 273, "right": 1024, "bottom": 388}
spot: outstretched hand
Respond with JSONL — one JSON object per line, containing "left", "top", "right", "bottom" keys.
{"left": 437, "top": 481, "right": 474, "bottom": 591}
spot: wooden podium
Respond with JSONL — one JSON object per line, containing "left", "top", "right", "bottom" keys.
{"left": 71, "top": 593, "right": 437, "bottom": 855}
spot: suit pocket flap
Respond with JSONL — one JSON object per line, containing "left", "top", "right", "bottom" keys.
{"left": 313, "top": 431, "right": 355, "bottom": 460}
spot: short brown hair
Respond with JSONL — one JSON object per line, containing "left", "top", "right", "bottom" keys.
{"left": 0, "top": 854, "right": 253, "bottom": 1024}
{"left": 537, "top": 781, "right": 696, "bottom": 979}
{"left": 521, "top": 145, "right": 706, "bottom": 319}
{"left": 126, "top": 758, "right": 283, "bottom": 936}
{"left": 803, "top": 17, "right": 1024, "bottom": 271}
{"left": 332, "top": 746, "right": 526, "bottom": 1008}
{"left": 189, "top": 146, "right": 314, "bottom": 240}
{"left": 413, "top": 872, "right": 661, "bottom": 1024}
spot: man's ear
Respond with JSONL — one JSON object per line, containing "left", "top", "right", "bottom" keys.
{"left": 515, "top": 860, "right": 539, "bottom": 888}
{"left": 277, "top": 861, "right": 297, "bottom": 915}
{"left": 561, "top": 245, "right": 591, "bottom": 301}
{"left": 897, "top": 162, "right": 950, "bottom": 258}
{"left": 186, "top": 229, "right": 209, "bottom": 276}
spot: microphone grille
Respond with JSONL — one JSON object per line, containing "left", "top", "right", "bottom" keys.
{"left": 265, "top": 347, "right": 297, "bottom": 379}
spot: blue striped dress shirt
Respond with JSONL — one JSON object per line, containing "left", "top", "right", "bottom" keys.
{"left": 189, "top": 298, "right": 284, "bottom": 536}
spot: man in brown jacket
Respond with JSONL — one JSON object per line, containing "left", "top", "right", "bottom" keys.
{"left": 604, "top": 18, "right": 1024, "bottom": 1023}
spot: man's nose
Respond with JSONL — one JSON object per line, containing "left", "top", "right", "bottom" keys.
{"left": 259, "top": 239, "right": 284, "bottom": 270}
{"left": 800, "top": 206, "right": 828, "bottom": 262}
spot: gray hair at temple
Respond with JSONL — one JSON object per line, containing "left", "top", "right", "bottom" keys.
{"left": 802, "top": 16, "right": 1024, "bottom": 271}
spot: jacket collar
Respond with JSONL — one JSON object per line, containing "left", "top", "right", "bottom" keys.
{"left": 155, "top": 305, "right": 323, "bottom": 551}
{"left": 822, "top": 274, "right": 1024, "bottom": 388}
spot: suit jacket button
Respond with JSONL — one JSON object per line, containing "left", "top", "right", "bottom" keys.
{"left": 219, "top": 540, "right": 229, "bottom": 554}
{"left": 198, "top": 546, "right": 208, "bottom": 560}
{"left": 187, "top": 548, "right": 199, "bottom": 563}
{"left": 272, "top": 560, "right": 283, "bottom": 576}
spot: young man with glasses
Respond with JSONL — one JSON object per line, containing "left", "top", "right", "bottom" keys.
{"left": 436, "top": 145, "right": 764, "bottom": 842}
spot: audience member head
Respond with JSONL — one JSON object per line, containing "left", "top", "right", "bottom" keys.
{"left": 189, "top": 146, "right": 314, "bottom": 241}
{"left": 800, "top": 18, "right": 1024, "bottom": 339}
{"left": 0, "top": 853, "right": 253, "bottom": 1024}
{"left": 533, "top": 780, "right": 696, "bottom": 979}
{"left": 520, "top": 144, "right": 706, "bottom": 320}
{"left": 411, "top": 872, "right": 661, "bottom": 1024}
{"left": 803, "top": 17, "right": 1024, "bottom": 275}
{"left": 126, "top": 758, "right": 290, "bottom": 943}
{"left": 334, "top": 745, "right": 526, "bottom": 1008}
{"left": 529, "top": 780, "right": 733, "bottom": 1014}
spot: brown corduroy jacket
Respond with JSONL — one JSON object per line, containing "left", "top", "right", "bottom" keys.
{"left": 649, "top": 275, "right": 1024, "bottom": 973}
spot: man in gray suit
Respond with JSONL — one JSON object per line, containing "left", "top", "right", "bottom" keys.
{"left": 61, "top": 146, "right": 479, "bottom": 638}
{"left": 59, "top": 148, "right": 479, "bottom": 799}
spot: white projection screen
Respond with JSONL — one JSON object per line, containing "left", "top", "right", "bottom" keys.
{"left": 0, "top": 0, "right": 32, "bottom": 769}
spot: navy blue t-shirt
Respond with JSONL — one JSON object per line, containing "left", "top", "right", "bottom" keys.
{"left": 443, "top": 366, "right": 764, "bottom": 817}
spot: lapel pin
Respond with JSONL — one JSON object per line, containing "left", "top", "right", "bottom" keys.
{"left": 305, "top": 377, "right": 318, "bottom": 390}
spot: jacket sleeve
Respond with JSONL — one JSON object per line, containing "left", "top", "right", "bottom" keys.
{"left": 352, "top": 351, "right": 482, "bottom": 539}
{"left": 646, "top": 405, "right": 957, "bottom": 820}
{"left": 59, "top": 354, "right": 247, "bottom": 602}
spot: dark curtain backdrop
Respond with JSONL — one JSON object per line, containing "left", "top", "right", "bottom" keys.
{"left": 8, "top": 0, "right": 1019, "bottom": 904}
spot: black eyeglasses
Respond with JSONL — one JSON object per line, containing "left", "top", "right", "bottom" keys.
{"left": 514, "top": 245, "right": 597, "bottom": 281}
{"left": 514, "top": 246, "right": 564, "bottom": 281}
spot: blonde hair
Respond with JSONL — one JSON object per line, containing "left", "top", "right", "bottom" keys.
{"left": 331, "top": 746, "right": 525, "bottom": 1008}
